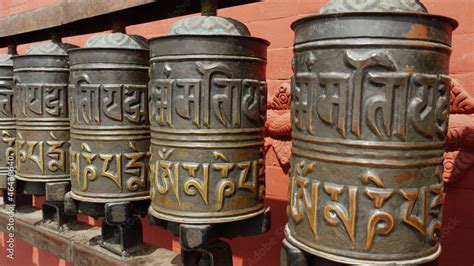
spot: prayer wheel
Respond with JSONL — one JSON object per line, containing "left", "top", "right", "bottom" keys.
{"left": 148, "top": 14, "right": 269, "bottom": 223}
{"left": 68, "top": 33, "right": 150, "bottom": 203}
{"left": 13, "top": 41, "right": 74, "bottom": 192}
{"left": 0, "top": 50, "right": 15, "bottom": 189}
{"left": 285, "top": 0, "right": 458, "bottom": 264}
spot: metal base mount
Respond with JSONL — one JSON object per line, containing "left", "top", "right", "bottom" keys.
{"left": 149, "top": 207, "right": 271, "bottom": 266}
{"left": 100, "top": 201, "right": 145, "bottom": 258}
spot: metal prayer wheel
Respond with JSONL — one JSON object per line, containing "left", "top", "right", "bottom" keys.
{"left": 148, "top": 15, "right": 269, "bottom": 223}
{"left": 0, "top": 48, "right": 15, "bottom": 189}
{"left": 285, "top": 0, "right": 458, "bottom": 264}
{"left": 13, "top": 41, "right": 75, "bottom": 191}
{"left": 68, "top": 33, "right": 150, "bottom": 203}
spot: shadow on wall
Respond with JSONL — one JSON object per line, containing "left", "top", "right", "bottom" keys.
{"left": 231, "top": 198, "right": 288, "bottom": 266}
{"left": 444, "top": 125, "right": 474, "bottom": 184}
{"left": 440, "top": 123, "right": 474, "bottom": 266}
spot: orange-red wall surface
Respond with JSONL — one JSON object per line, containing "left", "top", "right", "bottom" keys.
{"left": 0, "top": 0, "right": 473, "bottom": 265}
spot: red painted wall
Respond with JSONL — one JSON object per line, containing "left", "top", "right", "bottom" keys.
{"left": 0, "top": 0, "right": 473, "bottom": 265}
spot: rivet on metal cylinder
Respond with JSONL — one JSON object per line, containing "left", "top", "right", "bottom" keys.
{"left": 284, "top": 0, "right": 458, "bottom": 264}
{"left": 13, "top": 37, "right": 76, "bottom": 195}
{"left": 0, "top": 45, "right": 16, "bottom": 190}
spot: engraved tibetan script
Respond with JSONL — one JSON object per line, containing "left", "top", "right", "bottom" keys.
{"left": 150, "top": 150, "right": 262, "bottom": 211}
{"left": 17, "top": 133, "right": 67, "bottom": 174}
{"left": 72, "top": 83, "right": 148, "bottom": 125}
{"left": 150, "top": 62, "right": 267, "bottom": 129}
{"left": 0, "top": 88, "right": 14, "bottom": 117}
{"left": 292, "top": 51, "right": 451, "bottom": 141}
{"left": 70, "top": 142, "right": 148, "bottom": 192}
{"left": 288, "top": 162, "right": 444, "bottom": 250}
{"left": 16, "top": 84, "right": 68, "bottom": 118}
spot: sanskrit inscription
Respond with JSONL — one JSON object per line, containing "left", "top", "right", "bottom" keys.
{"left": 150, "top": 149, "right": 263, "bottom": 211}
{"left": 71, "top": 142, "right": 149, "bottom": 192}
{"left": 70, "top": 77, "right": 148, "bottom": 125}
{"left": 292, "top": 51, "right": 451, "bottom": 141}
{"left": 289, "top": 162, "right": 444, "bottom": 251}
{"left": 0, "top": 89, "right": 14, "bottom": 117}
{"left": 15, "top": 84, "right": 68, "bottom": 118}
{"left": 150, "top": 63, "right": 267, "bottom": 129}
{"left": 16, "top": 132, "right": 67, "bottom": 174}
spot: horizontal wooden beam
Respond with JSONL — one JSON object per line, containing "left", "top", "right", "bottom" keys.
{"left": 0, "top": 206, "right": 181, "bottom": 265}
{"left": 0, "top": 0, "right": 259, "bottom": 47}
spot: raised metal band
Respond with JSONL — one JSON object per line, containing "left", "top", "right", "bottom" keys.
{"left": 149, "top": 206, "right": 267, "bottom": 224}
{"left": 284, "top": 225, "right": 441, "bottom": 265}
{"left": 70, "top": 191, "right": 150, "bottom": 203}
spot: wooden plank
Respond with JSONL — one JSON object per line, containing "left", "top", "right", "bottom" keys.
{"left": 0, "top": 0, "right": 155, "bottom": 37}
{"left": 0, "top": 0, "right": 259, "bottom": 47}
{"left": 0, "top": 206, "right": 182, "bottom": 265}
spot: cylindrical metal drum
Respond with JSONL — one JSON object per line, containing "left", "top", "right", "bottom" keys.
{"left": 148, "top": 16, "right": 269, "bottom": 223}
{"left": 0, "top": 52, "right": 15, "bottom": 189}
{"left": 13, "top": 42, "right": 74, "bottom": 189}
{"left": 285, "top": 1, "right": 458, "bottom": 264}
{"left": 68, "top": 33, "right": 150, "bottom": 203}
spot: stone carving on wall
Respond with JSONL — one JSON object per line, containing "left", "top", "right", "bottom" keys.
{"left": 450, "top": 78, "right": 474, "bottom": 114}
{"left": 265, "top": 83, "right": 291, "bottom": 168}
{"left": 444, "top": 77, "right": 474, "bottom": 184}
{"left": 443, "top": 150, "right": 474, "bottom": 183}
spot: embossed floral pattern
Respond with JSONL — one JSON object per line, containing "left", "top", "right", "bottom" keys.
{"left": 450, "top": 78, "right": 474, "bottom": 114}
{"left": 265, "top": 83, "right": 292, "bottom": 167}
{"left": 85, "top": 33, "right": 148, "bottom": 49}
{"left": 320, "top": 0, "right": 428, "bottom": 14}
{"left": 26, "top": 41, "right": 75, "bottom": 55}
{"left": 168, "top": 16, "right": 250, "bottom": 36}
{"left": 0, "top": 54, "right": 12, "bottom": 65}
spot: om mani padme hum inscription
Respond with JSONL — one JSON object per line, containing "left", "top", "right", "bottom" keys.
{"left": 13, "top": 42, "right": 74, "bottom": 185}
{"left": 148, "top": 16, "right": 269, "bottom": 224}
{"left": 285, "top": 0, "right": 458, "bottom": 264}
{"left": 68, "top": 33, "right": 150, "bottom": 203}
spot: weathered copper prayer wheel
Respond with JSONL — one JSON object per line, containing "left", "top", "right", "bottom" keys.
{"left": 285, "top": 0, "right": 458, "bottom": 264}
{"left": 13, "top": 41, "right": 74, "bottom": 188}
{"left": 68, "top": 33, "right": 150, "bottom": 203}
{"left": 0, "top": 51, "right": 15, "bottom": 189}
{"left": 148, "top": 15, "right": 269, "bottom": 223}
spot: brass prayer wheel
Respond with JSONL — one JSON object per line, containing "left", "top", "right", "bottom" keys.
{"left": 13, "top": 41, "right": 74, "bottom": 188}
{"left": 148, "top": 15, "right": 269, "bottom": 223}
{"left": 285, "top": 0, "right": 457, "bottom": 264}
{"left": 68, "top": 33, "right": 150, "bottom": 203}
{"left": 0, "top": 50, "right": 15, "bottom": 189}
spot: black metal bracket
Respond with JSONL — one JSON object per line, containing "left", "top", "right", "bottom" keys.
{"left": 42, "top": 182, "right": 76, "bottom": 231}
{"left": 280, "top": 239, "right": 311, "bottom": 266}
{"left": 6, "top": 193, "right": 32, "bottom": 210}
{"left": 149, "top": 208, "right": 271, "bottom": 266}
{"left": 42, "top": 201, "right": 76, "bottom": 230}
{"left": 101, "top": 201, "right": 144, "bottom": 258}
{"left": 64, "top": 193, "right": 149, "bottom": 258}
{"left": 180, "top": 225, "right": 233, "bottom": 266}
{"left": 4, "top": 179, "right": 33, "bottom": 211}
{"left": 16, "top": 180, "right": 46, "bottom": 196}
